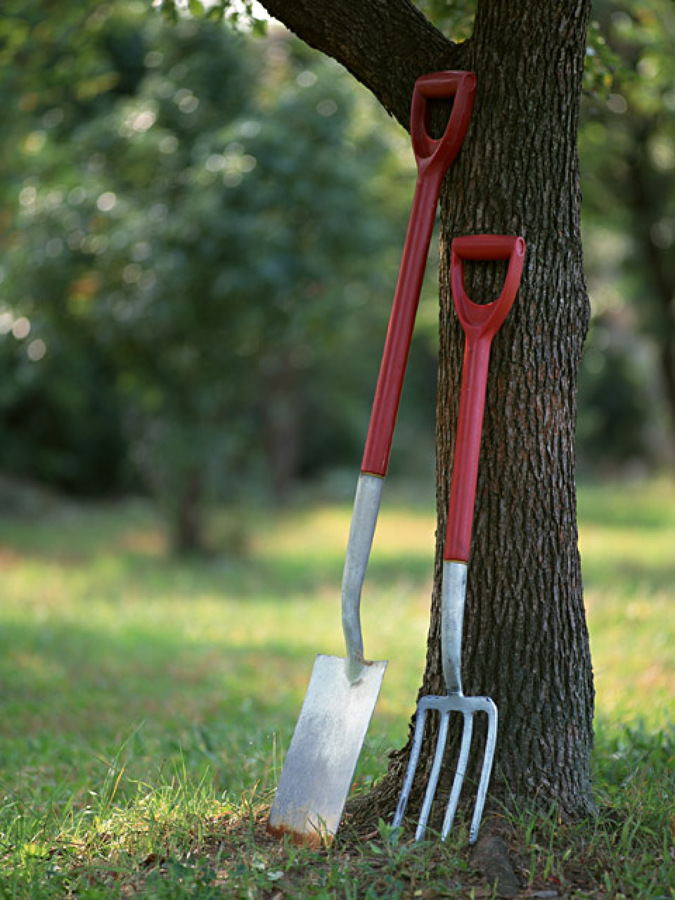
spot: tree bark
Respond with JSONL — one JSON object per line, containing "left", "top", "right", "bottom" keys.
{"left": 431, "top": 0, "right": 595, "bottom": 822}
{"left": 262, "top": 358, "right": 303, "bottom": 504}
{"left": 172, "top": 468, "right": 207, "bottom": 555}
{"left": 261, "top": 0, "right": 596, "bottom": 824}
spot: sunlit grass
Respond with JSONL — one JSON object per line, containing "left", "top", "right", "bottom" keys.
{"left": 0, "top": 478, "right": 672, "bottom": 896}
{"left": 578, "top": 477, "right": 675, "bottom": 729}
{"left": 1, "top": 482, "right": 672, "bottom": 779}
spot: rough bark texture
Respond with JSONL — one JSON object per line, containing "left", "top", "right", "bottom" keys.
{"left": 427, "top": 0, "right": 596, "bottom": 821}
{"left": 260, "top": 0, "right": 596, "bottom": 823}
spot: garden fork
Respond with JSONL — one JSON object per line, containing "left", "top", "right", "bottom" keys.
{"left": 392, "top": 234, "right": 526, "bottom": 845}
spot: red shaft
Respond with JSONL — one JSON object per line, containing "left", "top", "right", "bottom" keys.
{"left": 443, "top": 333, "right": 492, "bottom": 562}
{"left": 361, "top": 170, "right": 443, "bottom": 476}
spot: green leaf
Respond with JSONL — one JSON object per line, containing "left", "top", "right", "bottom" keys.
{"left": 250, "top": 17, "right": 268, "bottom": 38}
{"left": 159, "top": 0, "right": 179, "bottom": 25}
{"left": 206, "top": 5, "right": 224, "bottom": 22}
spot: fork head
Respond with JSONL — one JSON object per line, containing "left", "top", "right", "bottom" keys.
{"left": 392, "top": 693, "right": 498, "bottom": 844}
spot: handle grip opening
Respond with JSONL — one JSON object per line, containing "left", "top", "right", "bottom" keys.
{"left": 451, "top": 235, "right": 526, "bottom": 340}
{"left": 411, "top": 71, "right": 476, "bottom": 174}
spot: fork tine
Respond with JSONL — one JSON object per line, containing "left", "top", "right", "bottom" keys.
{"left": 468, "top": 700, "right": 498, "bottom": 844}
{"left": 415, "top": 709, "right": 450, "bottom": 840}
{"left": 392, "top": 705, "right": 427, "bottom": 830}
{"left": 440, "top": 710, "right": 474, "bottom": 839}
{"left": 394, "top": 697, "right": 497, "bottom": 844}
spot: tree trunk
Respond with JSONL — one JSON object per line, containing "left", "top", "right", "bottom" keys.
{"left": 262, "top": 358, "right": 302, "bottom": 504}
{"left": 628, "top": 129, "right": 675, "bottom": 448}
{"left": 261, "top": 0, "right": 596, "bottom": 823}
{"left": 426, "top": 1, "right": 595, "bottom": 822}
{"left": 172, "top": 468, "right": 206, "bottom": 556}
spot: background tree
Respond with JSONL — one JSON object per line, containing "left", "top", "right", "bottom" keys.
{"left": 0, "top": 0, "right": 148, "bottom": 499}
{"left": 2, "top": 6, "right": 419, "bottom": 549}
{"left": 579, "top": 0, "right": 675, "bottom": 464}
{"left": 250, "top": 0, "right": 598, "bottom": 827}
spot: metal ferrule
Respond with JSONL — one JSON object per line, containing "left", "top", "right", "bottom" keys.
{"left": 341, "top": 473, "right": 384, "bottom": 682}
{"left": 441, "top": 560, "right": 468, "bottom": 695}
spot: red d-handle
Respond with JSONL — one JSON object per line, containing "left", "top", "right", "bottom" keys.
{"left": 451, "top": 235, "right": 526, "bottom": 340}
{"left": 444, "top": 235, "right": 526, "bottom": 563}
{"left": 411, "top": 71, "right": 477, "bottom": 176}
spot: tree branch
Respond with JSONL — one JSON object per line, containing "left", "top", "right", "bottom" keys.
{"left": 257, "top": 0, "right": 460, "bottom": 128}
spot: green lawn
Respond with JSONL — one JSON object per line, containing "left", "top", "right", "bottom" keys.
{"left": 578, "top": 481, "right": 674, "bottom": 730}
{"left": 0, "top": 479, "right": 673, "bottom": 897}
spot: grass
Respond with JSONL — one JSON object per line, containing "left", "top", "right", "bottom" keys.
{"left": 578, "top": 481, "right": 674, "bottom": 730}
{"left": 0, "top": 479, "right": 673, "bottom": 897}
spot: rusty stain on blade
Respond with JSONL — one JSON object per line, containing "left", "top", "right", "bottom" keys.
{"left": 268, "top": 654, "right": 387, "bottom": 844}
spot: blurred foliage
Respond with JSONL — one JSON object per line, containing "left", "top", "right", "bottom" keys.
{"left": 1, "top": 0, "right": 673, "bottom": 552}
{"left": 577, "top": 313, "right": 652, "bottom": 471}
{"left": 159, "top": 0, "right": 268, "bottom": 34}
{"left": 0, "top": 316, "right": 127, "bottom": 495}
{"left": 579, "top": 0, "right": 675, "bottom": 466}
{"left": 1, "top": 4, "right": 423, "bottom": 550}
{"left": 412, "top": 0, "right": 476, "bottom": 43}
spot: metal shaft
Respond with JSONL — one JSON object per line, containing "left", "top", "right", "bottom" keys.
{"left": 341, "top": 473, "right": 384, "bottom": 682}
{"left": 441, "top": 560, "right": 469, "bottom": 695}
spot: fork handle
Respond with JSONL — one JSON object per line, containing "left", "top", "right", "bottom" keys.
{"left": 443, "top": 235, "right": 525, "bottom": 562}
{"left": 441, "top": 235, "right": 525, "bottom": 696}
